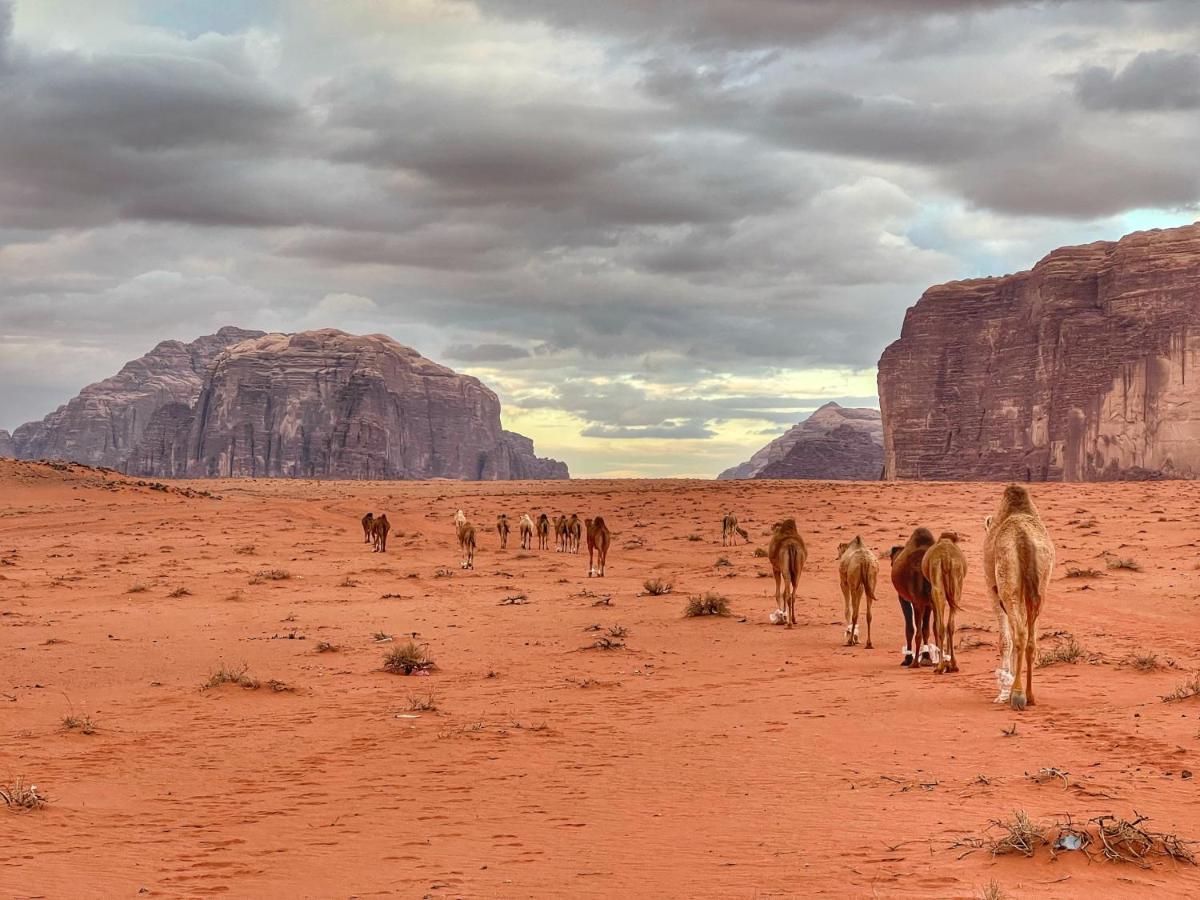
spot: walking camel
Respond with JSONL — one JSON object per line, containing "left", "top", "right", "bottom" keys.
{"left": 721, "top": 513, "right": 750, "bottom": 546}
{"left": 496, "top": 514, "right": 510, "bottom": 550}
{"left": 519, "top": 514, "right": 535, "bottom": 550}
{"left": 921, "top": 532, "right": 967, "bottom": 674}
{"left": 890, "top": 528, "right": 935, "bottom": 667}
{"left": 361, "top": 512, "right": 375, "bottom": 543}
{"left": 567, "top": 514, "right": 583, "bottom": 554}
{"left": 836, "top": 536, "right": 878, "bottom": 649}
{"left": 585, "top": 516, "right": 611, "bottom": 577}
{"left": 536, "top": 513, "right": 551, "bottom": 550}
{"left": 984, "top": 485, "right": 1054, "bottom": 710}
{"left": 768, "top": 519, "right": 807, "bottom": 628}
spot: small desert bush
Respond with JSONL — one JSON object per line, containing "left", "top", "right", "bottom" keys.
{"left": 338, "top": 576, "right": 360, "bottom": 588}
{"left": 686, "top": 534, "right": 702, "bottom": 542}
{"left": 314, "top": 641, "right": 339, "bottom": 653}
{"left": 684, "top": 592, "right": 731, "bottom": 617}
{"left": 61, "top": 713, "right": 97, "bottom": 734}
{"left": 978, "top": 881, "right": 1007, "bottom": 900}
{"left": 167, "top": 586, "right": 192, "bottom": 598}
{"left": 234, "top": 544, "right": 256, "bottom": 555}
{"left": 128, "top": 582, "right": 149, "bottom": 594}
{"left": 1038, "top": 635, "right": 1086, "bottom": 667}
{"left": 1107, "top": 557, "right": 1142, "bottom": 572}
{"left": 986, "top": 810, "right": 1051, "bottom": 857}
{"left": 1162, "top": 673, "right": 1200, "bottom": 703}
{"left": 1, "top": 778, "right": 46, "bottom": 810}
{"left": 714, "top": 556, "right": 732, "bottom": 568}
{"left": 383, "top": 640, "right": 436, "bottom": 675}
{"left": 643, "top": 578, "right": 673, "bottom": 596}
{"left": 205, "top": 663, "right": 259, "bottom": 690}
{"left": 406, "top": 691, "right": 439, "bottom": 712}
{"left": 753, "top": 547, "right": 768, "bottom": 558}
{"left": 1064, "top": 566, "right": 1102, "bottom": 578}
{"left": 1126, "top": 651, "right": 1159, "bottom": 671}
{"left": 252, "top": 568, "right": 291, "bottom": 583}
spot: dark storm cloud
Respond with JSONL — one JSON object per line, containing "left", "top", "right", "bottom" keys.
{"left": 443, "top": 342, "right": 532, "bottom": 362}
{"left": 1073, "top": 50, "right": 1200, "bottom": 111}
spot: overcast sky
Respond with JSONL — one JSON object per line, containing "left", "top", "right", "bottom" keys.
{"left": 1, "top": 0, "right": 1197, "bottom": 476}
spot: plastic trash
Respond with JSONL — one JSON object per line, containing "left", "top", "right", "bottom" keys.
{"left": 1054, "top": 833, "right": 1084, "bottom": 851}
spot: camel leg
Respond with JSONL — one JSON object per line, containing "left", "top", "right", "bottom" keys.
{"left": 947, "top": 604, "right": 959, "bottom": 673}
{"left": 849, "top": 585, "right": 862, "bottom": 648}
{"left": 932, "top": 598, "right": 947, "bottom": 674}
{"left": 773, "top": 571, "right": 782, "bottom": 616}
{"left": 842, "top": 582, "right": 854, "bottom": 645}
{"left": 1025, "top": 615, "right": 1037, "bottom": 706}
{"left": 1009, "top": 617, "right": 1028, "bottom": 711}
{"left": 785, "top": 582, "right": 795, "bottom": 629}
{"left": 864, "top": 588, "right": 873, "bottom": 650}
{"left": 900, "top": 599, "right": 915, "bottom": 666}
{"left": 993, "top": 591, "right": 1014, "bottom": 702}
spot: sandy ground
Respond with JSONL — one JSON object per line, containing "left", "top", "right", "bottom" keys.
{"left": 3, "top": 460, "right": 1200, "bottom": 898}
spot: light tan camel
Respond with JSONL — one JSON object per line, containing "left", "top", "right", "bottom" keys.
{"left": 721, "top": 513, "right": 750, "bottom": 546}
{"left": 370, "top": 514, "right": 391, "bottom": 553}
{"left": 836, "top": 536, "right": 878, "bottom": 648}
{"left": 984, "top": 485, "right": 1054, "bottom": 710}
{"left": 553, "top": 515, "right": 569, "bottom": 553}
{"left": 921, "top": 532, "right": 967, "bottom": 674}
{"left": 496, "top": 514, "right": 510, "bottom": 550}
{"left": 519, "top": 514, "right": 534, "bottom": 550}
{"left": 567, "top": 513, "right": 583, "bottom": 554}
{"left": 457, "top": 520, "right": 477, "bottom": 570}
{"left": 361, "top": 512, "right": 375, "bottom": 543}
{"left": 768, "top": 519, "right": 807, "bottom": 628}
{"left": 536, "top": 513, "right": 551, "bottom": 550}
{"left": 585, "top": 516, "right": 611, "bottom": 577}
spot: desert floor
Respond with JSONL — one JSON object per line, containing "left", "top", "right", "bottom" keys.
{"left": 3, "top": 461, "right": 1200, "bottom": 898}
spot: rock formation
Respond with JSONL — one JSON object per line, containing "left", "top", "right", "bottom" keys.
{"left": 878, "top": 222, "right": 1200, "bottom": 481}
{"left": 11, "top": 327, "right": 264, "bottom": 469}
{"left": 718, "top": 402, "right": 883, "bottom": 480}
{"left": 15, "top": 327, "right": 567, "bottom": 481}
{"left": 0, "top": 429, "right": 12, "bottom": 458}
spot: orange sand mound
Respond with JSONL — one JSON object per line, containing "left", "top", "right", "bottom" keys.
{"left": 3, "top": 460, "right": 1200, "bottom": 897}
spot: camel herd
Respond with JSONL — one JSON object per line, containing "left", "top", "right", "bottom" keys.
{"left": 358, "top": 484, "right": 1053, "bottom": 711}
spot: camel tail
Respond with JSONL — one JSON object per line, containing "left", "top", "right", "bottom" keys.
{"left": 1017, "top": 529, "right": 1041, "bottom": 615}
{"left": 784, "top": 545, "right": 801, "bottom": 587}
{"left": 941, "top": 565, "right": 959, "bottom": 613}
{"left": 859, "top": 558, "right": 877, "bottom": 602}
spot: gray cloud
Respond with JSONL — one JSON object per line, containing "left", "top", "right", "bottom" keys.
{"left": 443, "top": 342, "right": 531, "bottom": 362}
{"left": 1074, "top": 50, "right": 1200, "bottom": 111}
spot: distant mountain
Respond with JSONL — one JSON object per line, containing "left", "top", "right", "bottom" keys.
{"left": 14, "top": 328, "right": 568, "bottom": 481}
{"left": 718, "top": 402, "right": 883, "bottom": 480}
{"left": 0, "top": 429, "right": 12, "bottom": 458}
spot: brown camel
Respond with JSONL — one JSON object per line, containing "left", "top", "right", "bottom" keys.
{"left": 567, "top": 514, "right": 583, "bottom": 554}
{"left": 984, "top": 485, "right": 1054, "bottom": 710}
{"left": 921, "top": 532, "right": 967, "bottom": 674}
{"left": 836, "top": 536, "right": 878, "bottom": 649}
{"left": 553, "top": 515, "right": 569, "bottom": 553}
{"left": 518, "top": 514, "right": 534, "bottom": 550}
{"left": 721, "top": 513, "right": 750, "bottom": 546}
{"left": 890, "top": 528, "right": 935, "bottom": 667}
{"left": 585, "top": 516, "right": 611, "bottom": 577}
{"left": 767, "top": 519, "right": 807, "bottom": 628}
{"left": 457, "top": 520, "right": 477, "bottom": 570}
{"left": 370, "top": 514, "right": 391, "bottom": 553}
{"left": 361, "top": 512, "right": 375, "bottom": 543}
{"left": 536, "top": 513, "right": 551, "bottom": 550}
{"left": 496, "top": 514, "right": 510, "bottom": 550}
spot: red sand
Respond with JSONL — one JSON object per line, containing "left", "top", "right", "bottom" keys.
{"left": 3, "top": 460, "right": 1200, "bottom": 897}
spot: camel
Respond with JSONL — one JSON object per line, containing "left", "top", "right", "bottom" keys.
{"left": 721, "top": 513, "right": 750, "bottom": 546}
{"left": 836, "top": 536, "right": 878, "bottom": 649}
{"left": 554, "top": 515, "right": 569, "bottom": 553}
{"left": 454, "top": 509, "right": 467, "bottom": 531}
{"left": 370, "top": 514, "right": 391, "bottom": 553}
{"left": 921, "top": 532, "right": 967, "bottom": 674}
{"left": 984, "top": 485, "right": 1054, "bottom": 710}
{"left": 457, "top": 519, "right": 477, "bottom": 570}
{"left": 585, "top": 516, "right": 611, "bottom": 577}
{"left": 361, "top": 512, "right": 375, "bottom": 543}
{"left": 890, "top": 528, "right": 936, "bottom": 668}
{"left": 496, "top": 514, "right": 510, "bottom": 550}
{"left": 519, "top": 514, "right": 534, "bottom": 550}
{"left": 567, "top": 514, "right": 583, "bottom": 553}
{"left": 767, "top": 519, "right": 807, "bottom": 628}
{"left": 536, "top": 513, "right": 551, "bottom": 550}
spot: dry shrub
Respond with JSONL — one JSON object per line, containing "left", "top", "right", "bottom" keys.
{"left": 127, "top": 582, "right": 149, "bottom": 594}
{"left": 684, "top": 592, "right": 731, "bottom": 617}
{"left": 986, "top": 810, "right": 1051, "bottom": 857}
{"left": 977, "top": 881, "right": 1006, "bottom": 900}
{"left": 338, "top": 576, "right": 360, "bottom": 588}
{"left": 1162, "top": 673, "right": 1200, "bottom": 703}
{"left": 1107, "top": 557, "right": 1142, "bottom": 572}
{"left": 685, "top": 534, "right": 702, "bottom": 542}
{"left": 1126, "top": 651, "right": 1159, "bottom": 671}
{"left": 62, "top": 713, "right": 97, "bottom": 734}
{"left": 714, "top": 556, "right": 732, "bottom": 568}
{"left": 251, "top": 568, "right": 291, "bottom": 583}
{"left": 1038, "top": 635, "right": 1085, "bottom": 667}
{"left": 315, "top": 641, "right": 339, "bottom": 653}
{"left": 753, "top": 547, "right": 768, "bottom": 558}
{"left": 406, "top": 691, "right": 439, "bottom": 712}
{"left": 973, "top": 810, "right": 1194, "bottom": 867}
{"left": 168, "top": 586, "right": 192, "bottom": 598}
{"left": 383, "top": 640, "right": 436, "bottom": 675}
{"left": 1, "top": 778, "right": 46, "bottom": 810}
{"left": 1064, "top": 566, "right": 1102, "bottom": 578}
{"left": 1091, "top": 814, "right": 1196, "bottom": 866}
{"left": 499, "top": 593, "right": 528, "bottom": 605}
{"left": 643, "top": 578, "right": 673, "bottom": 596}
{"left": 205, "top": 663, "right": 259, "bottom": 690}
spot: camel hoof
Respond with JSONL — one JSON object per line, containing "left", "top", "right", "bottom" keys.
{"left": 1010, "top": 691, "right": 1027, "bottom": 711}
{"left": 864, "top": 642, "right": 873, "bottom": 650}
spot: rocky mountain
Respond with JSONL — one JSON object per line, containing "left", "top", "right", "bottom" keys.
{"left": 11, "top": 327, "right": 264, "bottom": 469}
{"left": 718, "top": 402, "right": 883, "bottom": 480}
{"left": 16, "top": 328, "right": 566, "bottom": 481}
{"left": 0, "top": 429, "right": 12, "bottom": 458}
{"left": 878, "top": 222, "right": 1200, "bottom": 481}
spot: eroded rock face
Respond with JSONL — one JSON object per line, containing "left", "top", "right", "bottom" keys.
{"left": 878, "top": 223, "right": 1200, "bottom": 481}
{"left": 160, "top": 329, "right": 566, "bottom": 480}
{"left": 719, "top": 402, "right": 883, "bottom": 480}
{"left": 0, "top": 429, "right": 12, "bottom": 458}
{"left": 11, "top": 327, "right": 264, "bottom": 469}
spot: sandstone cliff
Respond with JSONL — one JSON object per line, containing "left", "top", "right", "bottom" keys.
{"left": 878, "top": 222, "right": 1200, "bottom": 481}
{"left": 127, "top": 329, "right": 568, "bottom": 480}
{"left": 719, "top": 402, "right": 883, "bottom": 480}
{"left": 0, "top": 429, "right": 12, "bottom": 458}
{"left": 11, "top": 327, "right": 264, "bottom": 469}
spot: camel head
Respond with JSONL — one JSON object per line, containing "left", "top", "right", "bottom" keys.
{"left": 938, "top": 530, "right": 960, "bottom": 543}
{"left": 889, "top": 545, "right": 903, "bottom": 560}
{"left": 836, "top": 542, "right": 849, "bottom": 559}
